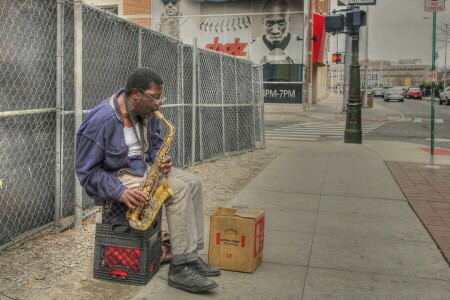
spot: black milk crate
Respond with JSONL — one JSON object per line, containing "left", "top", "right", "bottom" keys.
{"left": 93, "top": 207, "right": 162, "bottom": 285}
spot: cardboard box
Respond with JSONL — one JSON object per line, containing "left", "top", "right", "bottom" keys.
{"left": 208, "top": 207, "right": 265, "bottom": 273}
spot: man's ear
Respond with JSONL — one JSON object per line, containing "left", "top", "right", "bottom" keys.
{"left": 131, "top": 88, "right": 140, "bottom": 99}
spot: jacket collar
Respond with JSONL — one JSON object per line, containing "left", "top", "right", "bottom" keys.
{"left": 110, "top": 88, "right": 125, "bottom": 123}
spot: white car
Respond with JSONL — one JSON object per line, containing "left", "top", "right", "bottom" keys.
{"left": 439, "top": 86, "right": 450, "bottom": 105}
{"left": 384, "top": 88, "right": 404, "bottom": 102}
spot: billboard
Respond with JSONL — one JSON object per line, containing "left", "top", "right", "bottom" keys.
{"left": 151, "top": 0, "right": 305, "bottom": 102}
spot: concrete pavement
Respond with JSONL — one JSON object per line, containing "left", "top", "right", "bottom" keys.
{"left": 133, "top": 94, "right": 450, "bottom": 299}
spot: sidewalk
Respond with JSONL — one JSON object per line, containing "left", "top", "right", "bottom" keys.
{"left": 133, "top": 95, "right": 450, "bottom": 299}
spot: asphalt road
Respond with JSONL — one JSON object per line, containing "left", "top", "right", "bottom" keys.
{"left": 365, "top": 97, "right": 450, "bottom": 149}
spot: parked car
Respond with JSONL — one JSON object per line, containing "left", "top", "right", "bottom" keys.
{"left": 384, "top": 88, "right": 404, "bottom": 102}
{"left": 439, "top": 86, "right": 450, "bottom": 105}
{"left": 373, "top": 88, "right": 385, "bottom": 98}
{"left": 406, "top": 88, "right": 422, "bottom": 99}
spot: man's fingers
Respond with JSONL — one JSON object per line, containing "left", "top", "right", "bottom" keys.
{"left": 129, "top": 190, "right": 148, "bottom": 205}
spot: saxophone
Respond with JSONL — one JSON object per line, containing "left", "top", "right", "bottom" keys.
{"left": 126, "top": 111, "right": 175, "bottom": 231}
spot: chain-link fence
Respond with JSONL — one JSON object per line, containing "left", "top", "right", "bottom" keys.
{"left": 0, "top": 0, "right": 265, "bottom": 249}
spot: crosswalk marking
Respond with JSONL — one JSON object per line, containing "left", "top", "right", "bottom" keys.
{"left": 413, "top": 118, "right": 443, "bottom": 123}
{"left": 266, "top": 122, "right": 384, "bottom": 141}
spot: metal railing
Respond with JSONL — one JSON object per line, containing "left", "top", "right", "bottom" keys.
{"left": 0, "top": 0, "right": 265, "bottom": 249}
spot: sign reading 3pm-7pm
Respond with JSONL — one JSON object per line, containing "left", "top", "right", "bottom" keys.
{"left": 338, "top": 0, "right": 377, "bottom": 6}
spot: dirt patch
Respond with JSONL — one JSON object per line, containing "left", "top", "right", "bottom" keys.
{"left": 0, "top": 146, "right": 281, "bottom": 300}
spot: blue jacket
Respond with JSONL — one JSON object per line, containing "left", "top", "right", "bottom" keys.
{"left": 75, "top": 88, "right": 163, "bottom": 205}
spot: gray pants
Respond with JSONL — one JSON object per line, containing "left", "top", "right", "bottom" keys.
{"left": 118, "top": 167, "right": 204, "bottom": 265}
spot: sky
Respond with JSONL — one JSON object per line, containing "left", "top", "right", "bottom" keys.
{"left": 328, "top": 0, "right": 450, "bottom": 68}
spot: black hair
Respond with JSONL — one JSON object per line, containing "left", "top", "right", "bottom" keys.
{"left": 124, "top": 68, "right": 164, "bottom": 96}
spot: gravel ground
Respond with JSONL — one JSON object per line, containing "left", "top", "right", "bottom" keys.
{"left": 0, "top": 146, "right": 280, "bottom": 300}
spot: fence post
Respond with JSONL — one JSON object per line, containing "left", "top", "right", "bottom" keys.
{"left": 178, "top": 41, "right": 184, "bottom": 167}
{"left": 74, "top": 0, "right": 83, "bottom": 230}
{"left": 235, "top": 59, "right": 239, "bottom": 151}
{"left": 191, "top": 38, "right": 197, "bottom": 167}
{"left": 251, "top": 65, "right": 256, "bottom": 148}
{"left": 55, "top": 0, "right": 65, "bottom": 234}
{"left": 198, "top": 54, "right": 204, "bottom": 162}
{"left": 138, "top": 28, "right": 142, "bottom": 68}
{"left": 220, "top": 55, "right": 225, "bottom": 155}
{"left": 259, "top": 65, "right": 265, "bottom": 146}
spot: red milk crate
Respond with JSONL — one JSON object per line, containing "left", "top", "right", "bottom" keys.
{"left": 93, "top": 207, "right": 162, "bottom": 285}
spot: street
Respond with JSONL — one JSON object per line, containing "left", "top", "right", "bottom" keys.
{"left": 265, "top": 95, "right": 450, "bottom": 150}
{"left": 365, "top": 97, "right": 450, "bottom": 149}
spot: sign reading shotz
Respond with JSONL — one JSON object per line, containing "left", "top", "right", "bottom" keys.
{"left": 424, "top": 0, "right": 445, "bottom": 12}
{"left": 338, "top": 0, "right": 377, "bottom": 6}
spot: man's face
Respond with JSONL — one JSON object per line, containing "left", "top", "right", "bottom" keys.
{"left": 262, "top": 13, "right": 289, "bottom": 45}
{"left": 162, "top": 0, "right": 180, "bottom": 16}
{"left": 132, "top": 84, "right": 164, "bottom": 118}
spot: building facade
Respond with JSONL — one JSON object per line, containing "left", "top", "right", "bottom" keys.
{"left": 88, "top": 0, "right": 329, "bottom": 111}
{"left": 329, "top": 60, "right": 432, "bottom": 92}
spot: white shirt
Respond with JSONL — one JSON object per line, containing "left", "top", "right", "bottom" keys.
{"left": 123, "top": 127, "right": 142, "bottom": 156}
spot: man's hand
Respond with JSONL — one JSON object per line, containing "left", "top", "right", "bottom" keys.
{"left": 120, "top": 188, "right": 148, "bottom": 209}
{"left": 159, "top": 156, "right": 172, "bottom": 175}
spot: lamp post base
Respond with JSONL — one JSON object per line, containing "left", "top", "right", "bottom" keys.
{"left": 344, "top": 102, "right": 362, "bottom": 144}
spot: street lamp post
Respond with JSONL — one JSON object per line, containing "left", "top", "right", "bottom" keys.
{"left": 345, "top": 25, "right": 362, "bottom": 143}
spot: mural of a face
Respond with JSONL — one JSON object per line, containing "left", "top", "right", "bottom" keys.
{"left": 161, "top": 0, "right": 180, "bottom": 16}
{"left": 262, "top": 12, "right": 289, "bottom": 45}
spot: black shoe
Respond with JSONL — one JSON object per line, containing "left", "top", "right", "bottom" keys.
{"left": 189, "top": 257, "right": 221, "bottom": 276}
{"left": 168, "top": 264, "right": 218, "bottom": 293}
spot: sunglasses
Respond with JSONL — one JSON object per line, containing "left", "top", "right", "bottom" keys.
{"left": 138, "top": 89, "right": 166, "bottom": 105}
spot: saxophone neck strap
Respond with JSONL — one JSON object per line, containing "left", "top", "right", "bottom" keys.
{"left": 123, "top": 94, "right": 147, "bottom": 168}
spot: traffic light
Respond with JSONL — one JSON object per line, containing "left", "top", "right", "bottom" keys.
{"left": 332, "top": 53, "right": 343, "bottom": 63}
{"left": 346, "top": 10, "right": 367, "bottom": 28}
{"left": 325, "top": 14, "right": 345, "bottom": 33}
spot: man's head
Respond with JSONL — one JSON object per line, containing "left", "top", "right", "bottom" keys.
{"left": 261, "top": 0, "right": 290, "bottom": 45}
{"left": 161, "top": 0, "right": 180, "bottom": 17}
{"left": 125, "top": 68, "right": 164, "bottom": 118}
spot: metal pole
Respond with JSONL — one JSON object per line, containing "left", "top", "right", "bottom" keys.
{"left": 220, "top": 55, "right": 226, "bottom": 155}
{"left": 430, "top": 12, "right": 437, "bottom": 167}
{"left": 363, "top": 6, "right": 369, "bottom": 107}
{"left": 191, "top": 37, "right": 197, "bottom": 167}
{"left": 55, "top": 0, "right": 65, "bottom": 234}
{"left": 259, "top": 65, "right": 266, "bottom": 146}
{"left": 380, "top": 60, "right": 383, "bottom": 88}
{"left": 344, "top": 25, "right": 362, "bottom": 144}
{"left": 235, "top": 59, "right": 240, "bottom": 151}
{"left": 343, "top": 33, "right": 352, "bottom": 111}
{"left": 74, "top": 0, "right": 83, "bottom": 230}
{"left": 251, "top": 65, "right": 256, "bottom": 147}
{"left": 444, "top": 24, "right": 448, "bottom": 90}
{"left": 138, "top": 28, "right": 142, "bottom": 68}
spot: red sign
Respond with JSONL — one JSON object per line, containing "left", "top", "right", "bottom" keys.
{"left": 432, "top": 70, "right": 437, "bottom": 82}
{"left": 254, "top": 217, "right": 264, "bottom": 257}
{"left": 205, "top": 37, "right": 248, "bottom": 56}
{"left": 312, "top": 13, "right": 327, "bottom": 66}
{"left": 424, "top": 0, "right": 445, "bottom": 12}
